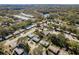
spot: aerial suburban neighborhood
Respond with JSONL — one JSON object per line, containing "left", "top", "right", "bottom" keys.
{"left": 0, "top": 4, "right": 79, "bottom": 55}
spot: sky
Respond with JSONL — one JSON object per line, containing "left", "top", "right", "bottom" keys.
{"left": 0, "top": 0, "right": 79, "bottom": 4}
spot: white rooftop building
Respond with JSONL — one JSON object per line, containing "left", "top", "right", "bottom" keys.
{"left": 13, "top": 15, "right": 30, "bottom": 20}
{"left": 20, "top": 13, "right": 34, "bottom": 18}
{"left": 26, "top": 24, "right": 36, "bottom": 30}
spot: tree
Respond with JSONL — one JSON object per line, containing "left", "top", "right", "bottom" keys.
{"left": 0, "top": 44, "right": 5, "bottom": 55}
{"left": 0, "top": 26, "right": 7, "bottom": 36}
{"left": 35, "top": 29, "right": 44, "bottom": 39}
{"left": 5, "top": 18, "right": 15, "bottom": 23}
{"left": 17, "top": 37, "right": 30, "bottom": 54}
{"left": 16, "top": 20, "right": 32, "bottom": 29}
{"left": 67, "top": 40, "right": 79, "bottom": 54}
{"left": 57, "top": 33, "right": 67, "bottom": 48}
{"left": 51, "top": 33, "right": 67, "bottom": 48}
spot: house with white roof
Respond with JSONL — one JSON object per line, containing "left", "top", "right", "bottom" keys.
{"left": 40, "top": 40, "right": 49, "bottom": 47}
{"left": 13, "top": 48, "right": 24, "bottom": 55}
{"left": 32, "top": 36, "right": 40, "bottom": 43}
{"left": 27, "top": 33, "right": 35, "bottom": 38}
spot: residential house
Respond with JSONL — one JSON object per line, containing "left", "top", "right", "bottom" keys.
{"left": 58, "top": 48, "right": 69, "bottom": 55}
{"left": 43, "top": 31, "right": 50, "bottom": 36}
{"left": 27, "top": 33, "right": 35, "bottom": 38}
{"left": 32, "top": 36, "right": 40, "bottom": 43}
{"left": 13, "top": 48, "right": 24, "bottom": 55}
{"left": 48, "top": 45, "right": 60, "bottom": 55}
{"left": 13, "top": 44, "right": 28, "bottom": 55}
{"left": 25, "top": 24, "right": 36, "bottom": 30}
{"left": 5, "top": 34, "right": 12, "bottom": 39}
{"left": 40, "top": 40, "right": 49, "bottom": 47}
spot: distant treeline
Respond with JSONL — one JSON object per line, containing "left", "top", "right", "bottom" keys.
{"left": 0, "top": 4, "right": 79, "bottom": 10}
